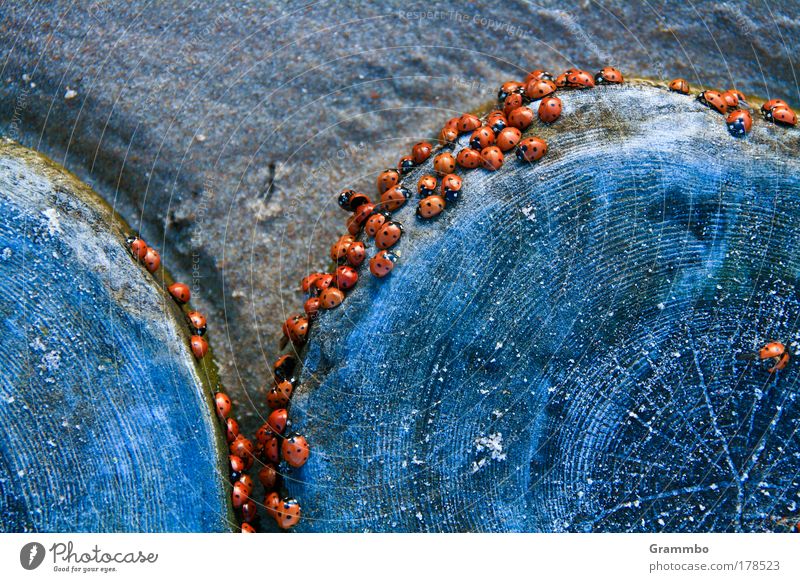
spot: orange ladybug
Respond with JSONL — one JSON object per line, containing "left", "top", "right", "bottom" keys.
{"left": 238, "top": 473, "right": 255, "bottom": 495}
{"left": 525, "top": 70, "right": 553, "bottom": 83}
{"left": 267, "top": 379, "right": 293, "bottom": 409}
{"left": 503, "top": 93, "right": 524, "bottom": 117}
{"left": 668, "top": 78, "right": 690, "bottom": 94}
{"left": 487, "top": 110, "right": 507, "bottom": 133}
{"left": 759, "top": 342, "right": 790, "bottom": 373}
{"left": 441, "top": 174, "right": 462, "bottom": 203}
{"left": 728, "top": 89, "right": 746, "bottom": 103}
{"left": 365, "top": 211, "right": 390, "bottom": 238}
{"left": 240, "top": 523, "right": 256, "bottom": 533}
{"left": 398, "top": 155, "right": 415, "bottom": 174}
{"left": 417, "top": 175, "right": 438, "bottom": 197}
{"left": 469, "top": 126, "right": 495, "bottom": 150}
{"left": 497, "top": 80, "right": 523, "bottom": 101}
{"left": 276, "top": 498, "right": 301, "bottom": 529}
{"left": 267, "top": 408, "right": 288, "bottom": 435}
{"left": 721, "top": 90, "right": 739, "bottom": 109}
{"left": 508, "top": 106, "right": 534, "bottom": 130}
{"left": 191, "top": 335, "right": 208, "bottom": 359}
{"left": 456, "top": 148, "right": 482, "bottom": 169}
{"left": 525, "top": 78, "right": 556, "bottom": 100}
{"left": 375, "top": 221, "right": 403, "bottom": 249}
{"left": 369, "top": 250, "right": 398, "bottom": 278}
{"left": 143, "top": 247, "right": 160, "bottom": 273}
{"left": 229, "top": 454, "right": 245, "bottom": 481}
{"left": 457, "top": 113, "right": 481, "bottom": 133}
{"left": 538, "top": 97, "right": 562, "bottom": 123}
{"left": 128, "top": 236, "right": 148, "bottom": 260}
{"left": 215, "top": 392, "right": 232, "bottom": 418}
{"left": 417, "top": 195, "right": 446, "bottom": 219}
{"left": 262, "top": 432, "right": 280, "bottom": 464}
{"left": 769, "top": 105, "right": 797, "bottom": 126}
{"left": 595, "top": 66, "right": 623, "bottom": 84}
{"left": 301, "top": 273, "right": 321, "bottom": 294}
{"left": 330, "top": 238, "right": 352, "bottom": 262}
{"left": 697, "top": 90, "right": 728, "bottom": 114}
{"left": 433, "top": 152, "right": 457, "bottom": 175}
{"left": 335, "top": 265, "right": 358, "bottom": 291}
{"left": 352, "top": 202, "right": 375, "bottom": 226}
{"left": 380, "top": 184, "right": 409, "bottom": 212}
{"left": 761, "top": 98, "right": 788, "bottom": 118}
{"left": 320, "top": 287, "right": 345, "bottom": 309}
{"left": 480, "top": 146, "right": 504, "bottom": 171}
{"left": 566, "top": 69, "right": 595, "bottom": 88}
{"left": 264, "top": 491, "right": 281, "bottom": 520}
{"left": 289, "top": 315, "right": 309, "bottom": 344}
{"left": 726, "top": 110, "right": 752, "bottom": 136}
{"left": 495, "top": 127, "right": 522, "bottom": 152}
{"left": 225, "top": 417, "right": 240, "bottom": 443}
{"left": 338, "top": 189, "right": 370, "bottom": 212}
{"left": 282, "top": 433, "right": 310, "bottom": 468}
{"left": 229, "top": 436, "right": 254, "bottom": 462}
{"left": 440, "top": 125, "right": 459, "bottom": 144}
{"left": 516, "top": 137, "right": 548, "bottom": 162}
{"left": 240, "top": 500, "right": 257, "bottom": 524}
{"left": 231, "top": 480, "right": 249, "bottom": 509}
{"left": 258, "top": 463, "right": 279, "bottom": 491}
{"left": 304, "top": 296, "right": 320, "bottom": 319}
{"left": 411, "top": 141, "right": 433, "bottom": 165}
{"left": 377, "top": 169, "right": 400, "bottom": 194}
{"left": 554, "top": 73, "right": 567, "bottom": 88}
{"left": 273, "top": 354, "right": 296, "bottom": 381}
{"left": 187, "top": 311, "right": 207, "bottom": 335}
{"left": 346, "top": 241, "right": 366, "bottom": 267}
{"left": 312, "top": 274, "right": 333, "bottom": 293}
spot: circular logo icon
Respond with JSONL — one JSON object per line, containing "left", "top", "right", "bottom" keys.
{"left": 20, "top": 542, "right": 46, "bottom": 570}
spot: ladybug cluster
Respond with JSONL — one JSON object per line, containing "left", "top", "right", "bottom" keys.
{"left": 669, "top": 78, "right": 797, "bottom": 136}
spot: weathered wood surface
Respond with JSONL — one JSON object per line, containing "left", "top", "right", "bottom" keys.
{"left": 289, "top": 83, "right": 800, "bottom": 532}
{"left": 0, "top": 139, "right": 234, "bottom": 532}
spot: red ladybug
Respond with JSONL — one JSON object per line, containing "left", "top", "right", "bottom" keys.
{"left": 191, "top": 335, "right": 208, "bottom": 359}
{"left": 417, "top": 195, "right": 446, "bottom": 219}
{"left": 301, "top": 273, "right": 321, "bottom": 294}
{"left": 480, "top": 146, "right": 504, "bottom": 171}
{"left": 440, "top": 174, "right": 462, "bottom": 203}
{"left": 240, "top": 523, "right": 255, "bottom": 533}
{"left": 398, "top": 155, "right": 415, "bottom": 174}
{"left": 487, "top": 110, "right": 507, "bottom": 133}
{"left": 456, "top": 148, "right": 482, "bottom": 169}
{"left": 757, "top": 342, "right": 791, "bottom": 373}
{"left": 338, "top": 189, "right": 370, "bottom": 212}
{"left": 229, "top": 454, "right": 245, "bottom": 481}
{"left": 215, "top": 392, "right": 232, "bottom": 418}
{"left": 769, "top": 105, "right": 797, "bottom": 126}
{"left": 143, "top": 247, "right": 160, "bottom": 273}
{"left": 377, "top": 169, "right": 400, "bottom": 194}
{"left": 282, "top": 433, "right": 311, "bottom": 468}
{"left": 264, "top": 491, "right": 281, "bottom": 519}
{"left": 168, "top": 282, "right": 191, "bottom": 303}
{"left": 263, "top": 432, "right": 280, "bottom": 463}
{"left": 303, "top": 296, "right": 320, "bottom": 319}
{"left": 516, "top": 137, "right": 548, "bottom": 162}
{"left": 273, "top": 354, "right": 296, "bottom": 381}
{"left": 240, "top": 500, "right": 257, "bottom": 524}
{"left": 320, "top": 287, "right": 345, "bottom": 309}
{"left": 595, "top": 66, "right": 623, "bottom": 84}
{"left": 728, "top": 89, "right": 746, "bottom": 103}
{"left": 538, "top": 97, "right": 562, "bottom": 123}
{"left": 566, "top": 69, "right": 595, "bottom": 88}
{"left": 411, "top": 141, "right": 433, "bottom": 165}
{"left": 375, "top": 221, "right": 403, "bottom": 249}
{"left": 369, "top": 250, "right": 398, "bottom": 278}
{"left": 187, "top": 311, "right": 207, "bottom": 335}
{"left": 330, "top": 236, "right": 352, "bottom": 262}
{"left": 312, "top": 274, "right": 334, "bottom": 293}
{"left": 668, "top": 78, "right": 689, "bottom": 94}
{"left": 443, "top": 117, "right": 459, "bottom": 130}
{"left": 231, "top": 480, "right": 249, "bottom": 509}
{"left": 268, "top": 408, "right": 288, "bottom": 435}
{"left": 440, "top": 125, "right": 459, "bottom": 144}
{"left": 267, "top": 379, "right": 293, "bottom": 409}
{"left": 335, "top": 265, "right": 359, "bottom": 291}
{"left": 554, "top": 73, "right": 567, "bottom": 88}
{"left": 497, "top": 80, "right": 523, "bottom": 101}
{"left": 346, "top": 241, "right": 366, "bottom": 266}
{"left": 226, "top": 417, "right": 240, "bottom": 443}
{"left": 761, "top": 98, "right": 788, "bottom": 118}
{"left": 503, "top": 93, "right": 524, "bottom": 117}
{"left": 507, "top": 107, "right": 534, "bottom": 130}
{"left": 496, "top": 127, "right": 522, "bottom": 152}
{"left": 230, "top": 435, "right": 254, "bottom": 460}
{"left": 289, "top": 315, "right": 310, "bottom": 344}
{"left": 457, "top": 113, "right": 481, "bottom": 133}
{"left": 525, "top": 78, "right": 557, "bottom": 100}
{"left": 525, "top": 70, "right": 553, "bottom": 83}
{"left": 469, "top": 126, "right": 495, "bottom": 150}
{"left": 258, "top": 464, "right": 279, "bottom": 490}
{"left": 380, "top": 184, "right": 409, "bottom": 212}
{"left": 346, "top": 215, "right": 362, "bottom": 237}
{"left": 697, "top": 91, "right": 728, "bottom": 114}
{"left": 365, "top": 211, "right": 390, "bottom": 238}
{"left": 352, "top": 202, "right": 375, "bottom": 226}
{"left": 417, "top": 175, "right": 438, "bottom": 197}
{"left": 128, "top": 236, "right": 148, "bottom": 260}
{"left": 255, "top": 422, "right": 273, "bottom": 444}
{"left": 276, "top": 498, "right": 301, "bottom": 529}
{"left": 238, "top": 473, "right": 255, "bottom": 495}
{"left": 726, "top": 109, "right": 752, "bottom": 136}
{"left": 433, "top": 152, "right": 456, "bottom": 175}
{"left": 721, "top": 90, "right": 739, "bottom": 109}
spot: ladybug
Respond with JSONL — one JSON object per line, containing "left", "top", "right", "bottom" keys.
{"left": 365, "top": 211, "right": 391, "bottom": 238}
{"left": 229, "top": 454, "right": 245, "bottom": 481}
{"left": 338, "top": 190, "right": 370, "bottom": 212}
{"left": 240, "top": 500, "right": 257, "bottom": 524}
{"left": 273, "top": 354, "right": 297, "bottom": 381}
{"left": 375, "top": 221, "right": 403, "bottom": 249}
{"left": 456, "top": 148, "right": 482, "bottom": 169}
{"left": 503, "top": 93, "right": 524, "bottom": 117}
{"left": 433, "top": 152, "right": 457, "bottom": 175}
{"left": 264, "top": 491, "right": 281, "bottom": 520}
{"left": 761, "top": 98, "right": 788, "bottom": 118}
{"left": 276, "top": 498, "right": 301, "bottom": 529}
{"left": 497, "top": 81, "right": 523, "bottom": 101}
{"left": 191, "top": 335, "right": 208, "bottom": 359}
{"left": 230, "top": 435, "right": 254, "bottom": 460}
{"left": 525, "top": 70, "right": 553, "bottom": 83}
{"left": 728, "top": 89, "right": 746, "bottom": 103}
{"left": 726, "top": 109, "right": 752, "bottom": 136}
{"left": 168, "top": 282, "right": 191, "bottom": 303}
{"left": 143, "top": 247, "right": 160, "bottom": 273}
{"left": 769, "top": 105, "right": 797, "bottom": 126}
{"left": 231, "top": 480, "right": 249, "bottom": 509}
{"left": 225, "top": 417, "right": 240, "bottom": 443}
{"left": 487, "top": 110, "right": 507, "bottom": 133}
{"left": 335, "top": 265, "right": 359, "bottom": 291}
{"left": 417, "top": 175, "right": 438, "bottom": 197}
{"left": 417, "top": 195, "right": 446, "bottom": 219}
{"left": 238, "top": 474, "right": 255, "bottom": 495}
{"left": 346, "top": 241, "right": 366, "bottom": 266}
{"left": 240, "top": 523, "right": 256, "bottom": 533}
{"left": 263, "top": 432, "right": 280, "bottom": 463}
{"left": 258, "top": 463, "right": 279, "bottom": 490}
{"left": 538, "top": 97, "right": 562, "bottom": 123}
{"left": 759, "top": 342, "right": 791, "bottom": 373}
{"left": 697, "top": 90, "right": 728, "bottom": 114}
{"left": 320, "top": 287, "right": 345, "bottom": 309}
{"left": 441, "top": 174, "right": 462, "bottom": 203}
{"left": 267, "top": 408, "right": 289, "bottom": 435}
{"left": 267, "top": 379, "right": 293, "bottom": 409}
{"left": 440, "top": 125, "right": 459, "bottom": 144}
{"left": 255, "top": 422, "right": 273, "bottom": 444}
{"left": 480, "top": 146, "right": 504, "bottom": 171}
{"left": 301, "top": 273, "right": 321, "bottom": 294}
{"left": 312, "top": 273, "right": 334, "bottom": 293}
{"left": 443, "top": 117, "right": 460, "bottom": 130}
{"left": 377, "top": 169, "right": 400, "bottom": 194}
{"left": 289, "top": 316, "right": 310, "bottom": 344}
{"left": 516, "top": 137, "right": 548, "bottom": 162}
{"left": 411, "top": 141, "right": 433, "bottom": 165}
{"left": 369, "top": 250, "right": 398, "bottom": 278}
{"left": 721, "top": 90, "right": 739, "bottom": 109}
{"left": 282, "top": 433, "right": 311, "bottom": 468}
{"left": 303, "top": 296, "right": 320, "bottom": 319}
{"left": 215, "top": 392, "right": 232, "bottom": 418}
{"left": 554, "top": 73, "right": 567, "bottom": 88}
{"left": 330, "top": 237, "right": 352, "bottom": 262}
{"left": 128, "top": 236, "right": 148, "bottom": 260}
{"left": 566, "top": 69, "right": 595, "bottom": 88}
{"left": 457, "top": 113, "right": 481, "bottom": 133}
{"left": 469, "top": 126, "right": 495, "bottom": 150}
{"left": 398, "top": 155, "right": 415, "bottom": 174}
{"left": 352, "top": 202, "right": 375, "bottom": 226}
{"left": 187, "top": 311, "right": 207, "bottom": 335}
{"left": 380, "top": 184, "right": 410, "bottom": 212}
{"left": 344, "top": 212, "right": 358, "bottom": 234}
{"left": 668, "top": 78, "right": 689, "bottom": 94}
{"left": 525, "top": 78, "right": 557, "bottom": 100}
{"left": 595, "top": 66, "right": 623, "bottom": 84}
{"left": 496, "top": 127, "right": 522, "bottom": 152}
{"left": 507, "top": 107, "right": 534, "bottom": 130}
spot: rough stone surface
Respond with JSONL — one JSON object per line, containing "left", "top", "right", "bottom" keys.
{"left": 0, "top": 139, "right": 233, "bottom": 532}
{"left": 289, "top": 83, "right": 800, "bottom": 532}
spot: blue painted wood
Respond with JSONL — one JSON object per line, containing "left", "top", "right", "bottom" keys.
{"left": 288, "top": 84, "right": 800, "bottom": 532}
{"left": 0, "top": 140, "right": 234, "bottom": 532}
